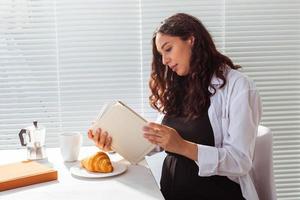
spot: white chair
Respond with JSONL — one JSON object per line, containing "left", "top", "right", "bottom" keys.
{"left": 145, "top": 150, "right": 166, "bottom": 188}
{"left": 250, "top": 125, "right": 277, "bottom": 200}
{"left": 145, "top": 125, "right": 277, "bottom": 200}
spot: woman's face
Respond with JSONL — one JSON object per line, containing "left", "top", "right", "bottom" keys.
{"left": 155, "top": 32, "right": 194, "bottom": 76}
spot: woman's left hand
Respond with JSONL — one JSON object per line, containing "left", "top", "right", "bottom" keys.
{"left": 143, "top": 122, "right": 184, "bottom": 154}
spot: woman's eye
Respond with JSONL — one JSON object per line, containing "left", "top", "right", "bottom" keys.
{"left": 165, "top": 47, "right": 172, "bottom": 52}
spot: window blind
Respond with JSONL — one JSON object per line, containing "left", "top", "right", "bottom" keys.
{"left": 55, "top": 0, "right": 141, "bottom": 146}
{"left": 0, "top": 0, "right": 61, "bottom": 149}
{"left": 0, "top": 0, "right": 141, "bottom": 148}
{"left": 225, "top": 0, "right": 300, "bottom": 199}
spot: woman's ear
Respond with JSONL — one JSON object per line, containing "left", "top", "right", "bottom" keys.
{"left": 188, "top": 36, "right": 195, "bottom": 46}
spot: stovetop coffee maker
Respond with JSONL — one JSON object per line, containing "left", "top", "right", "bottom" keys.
{"left": 18, "top": 121, "right": 47, "bottom": 160}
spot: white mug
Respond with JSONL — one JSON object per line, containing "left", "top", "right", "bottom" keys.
{"left": 59, "top": 132, "right": 82, "bottom": 162}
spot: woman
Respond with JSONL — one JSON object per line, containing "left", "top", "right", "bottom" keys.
{"left": 88, "top": 13, "right": 261, "bottom": 200}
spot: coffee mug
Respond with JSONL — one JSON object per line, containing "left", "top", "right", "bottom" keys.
{"left": 59, "top": 132, "right": 82, "bottom": 162}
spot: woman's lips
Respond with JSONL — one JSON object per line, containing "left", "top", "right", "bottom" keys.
{"left": 170, "top": 64, "right": 177, "bottom": 71}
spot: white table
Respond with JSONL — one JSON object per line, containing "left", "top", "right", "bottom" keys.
{"left": 0, "top": 146, "right": 164, "bottom": 200}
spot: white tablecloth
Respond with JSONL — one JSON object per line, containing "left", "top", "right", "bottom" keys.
{"left": 0, "top": 146, "right": 164, "bottom": 200}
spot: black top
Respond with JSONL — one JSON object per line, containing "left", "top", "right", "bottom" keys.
{"left": 160, "top": 112, "right": 245, "bottom": 200}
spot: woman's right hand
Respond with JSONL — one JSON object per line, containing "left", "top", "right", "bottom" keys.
{"left": 87, "top": 128, "right": 113, "bottom": 152}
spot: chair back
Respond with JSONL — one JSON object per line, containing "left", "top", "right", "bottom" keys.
{"left": 250, "top": 125, "right": 277, "bottom": 200}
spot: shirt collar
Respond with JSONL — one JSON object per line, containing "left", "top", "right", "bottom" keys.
{"left": 211, "top": 74, "right": 223, "bottom": 86}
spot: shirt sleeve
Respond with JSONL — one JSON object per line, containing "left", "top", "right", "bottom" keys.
{"left": 196, "top": 88, "right": 262, "bottom": 177}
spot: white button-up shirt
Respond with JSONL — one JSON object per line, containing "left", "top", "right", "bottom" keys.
{"left": 155, "top": 68, "right": 262, "bottom": 199}
{"left": 195, "top": 67, "right": 262, "bottom": 200}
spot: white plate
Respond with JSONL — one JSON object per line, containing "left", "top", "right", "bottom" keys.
{"left": 70, "top": 162, "right": 127, "bottom": 178}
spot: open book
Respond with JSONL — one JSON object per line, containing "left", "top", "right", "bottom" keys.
{"left": 91, "top": 101, "right": 156, "bottom": 164}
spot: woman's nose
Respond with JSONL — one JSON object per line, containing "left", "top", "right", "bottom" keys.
{"left": 162, "top": 56, "right": 170, "bottom": 66}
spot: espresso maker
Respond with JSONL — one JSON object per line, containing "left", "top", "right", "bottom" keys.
{"left": 18, "top": 121, "right": 47, "bottom": 160}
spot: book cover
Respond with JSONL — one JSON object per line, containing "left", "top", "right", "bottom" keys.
{"left": 91, "top": 101, "right": 156, "bottom": 164}
{"left": 0, "top": 160, "right": 57, "bottom": 191}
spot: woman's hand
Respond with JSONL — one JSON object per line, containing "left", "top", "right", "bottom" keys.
{"left": 87, "top": 128, "right": 113, "bottom": 152}
{"left": 143, "top": 122, "right": 185, "bottom": 154}
{"left": 143, "top": 122, "right": 198, "bottom": 160}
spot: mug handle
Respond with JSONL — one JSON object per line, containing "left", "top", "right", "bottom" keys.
{"left": 18, "top": 129, "right": 27, "bottom": 146}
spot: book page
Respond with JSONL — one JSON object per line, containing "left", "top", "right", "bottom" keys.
{"left": 92, "top": 101, "right": 156, "bottom": 164}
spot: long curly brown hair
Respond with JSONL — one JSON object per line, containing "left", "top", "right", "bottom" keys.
{"left": 149, "top": 13, "right": 240, "bottom": 120}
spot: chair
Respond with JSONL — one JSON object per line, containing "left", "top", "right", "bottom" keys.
{"left": 145, "top": 150, "right": 166, "bottom": 188}
{"left": 250, "top": 125, "right": 277, "bottom": 200}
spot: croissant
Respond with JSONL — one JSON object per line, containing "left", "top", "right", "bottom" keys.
{"left": 80, "top": 151, "right": 113, "bottom": 173}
